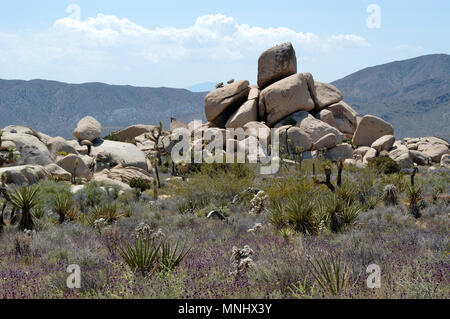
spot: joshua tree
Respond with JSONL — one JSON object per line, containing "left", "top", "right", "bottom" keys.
{"left": 410, "top": 167, "right": 419, "bottom": 186}
{"left": 337, "top": 159, "right": 344, "bottom": 187}
{"left": 10, "top": 186, "right": 39, "bottom": 231}
{"left": 153, "top": 179, "right": 158, "bottom": 200}
{"left": 314, "top": 164, "right": 335, "bottom": 192}
{"left": 382, "top": 184, "right": 398, "bottom": 207}
{"left": 146, "top": 122, "right": 166, "bottom": 188}
{"left": 407, "top": 185, "right": 422, "bottom": 219}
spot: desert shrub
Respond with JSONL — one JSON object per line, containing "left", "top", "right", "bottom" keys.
{"left": 51, "top": 194, "right": 74, "bottom": 224}
{"left": 90, "top": 203, "right": 123, "bottom": 224}
{"left": 368, "top": 156, "right": 400, "bottom": 174}
{"left": 382, "top": 184, "right": 398, "bottom": 206}
{"left": 36, "top": 180, "right": 72, "bottom": 207}
{"left": 74, "top": 181, "right": 110, "bottom": 210}
{"left": 57, "top": 151, "right": 68, "bottom": 156}
{"left": 129, "top": 178, "right": 150, "bottom": 192}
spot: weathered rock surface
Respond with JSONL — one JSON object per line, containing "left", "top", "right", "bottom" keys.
{"left": 56, "top": 154, "right": 91, "bottom": 178}
{"left": 286, "top": 127, "right": 313, "bottom": 152}
{"left": 352, "top": 115, "right": 394, "bottom": 147}
{"left": 325, "top": 143, "right": 354, "bottom": 160}
{"left": 1, "top": 132, "right": 54, "bottom": 166}
{"left": 226, "top": 99, "right": 258, "bottom": 129}
{"left": 44, "top": 163, "right": 72, "bottom": 181}
{"left": 107, "top": 165, "right": 153, "bottom": 184}
{"left": 312, "top": 82, "right": 343, "bottom": 110}
{"left": 204, "top": 80, "right": 250, "bottom": 122}
{"left": 243, "top": 122, "right": 271, "bottom": 142}
{"left": 418, "top": 143, "right": 449, "bottom": 163}
{"left": 170, "top": 118, "right": 188, "bottom": 132}
{"left": 409, "top": 150, "right": 431, "bottom": 166}
{"left": 91, "top": 139, "right": 149, "bottom": 171}
{"left": 294, "top": 112, "right": 345, "bottom": 144}
{"left": 327, "top": 101, "right": 358, "bottom": 134}
{"left": 318, "top": 109, "right": 337, "bottom": 128}
{"left": 0, "top": 165, "right": 49, "bottom": 185}
{"left": 47, "top": 137, "right": 79, "bottom": 155}
{"left": 257, "top": 42, "right": 297, "bottom": 89}
{"left": 73, "top": 116, "right": 102, "bottom": 141}
{"left": 259, "top": 74, "right": 314, "bottom": 126}
{"left": 371, "top": 135, "right": 395, "bottom": 153}
{"left": 312, "top": 133, "right": 336, "bottom": 150}
{"left": 113, "top": 124, "right": 155, "bottom": 142}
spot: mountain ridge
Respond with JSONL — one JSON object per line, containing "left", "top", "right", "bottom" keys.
{"left": 1, "top": 53, "right": 449, "bottom": 140}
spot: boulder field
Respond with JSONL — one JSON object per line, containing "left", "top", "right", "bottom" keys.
{"left": 0, "top": 43, "right": 449, "bottom": 188}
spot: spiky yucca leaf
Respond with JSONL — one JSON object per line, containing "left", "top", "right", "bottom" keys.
{"left": 118, "top": 238, "right": 161, "bottom": 277}
{"left": 10, "top": 186, "right": 39, "bottom": 231}
{"left": 159, "top": 240, "right": 190, "bottom": 272}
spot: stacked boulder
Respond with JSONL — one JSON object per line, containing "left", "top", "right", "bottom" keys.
{"left": 195, "top": 42, "right": 450, "bottom": 167}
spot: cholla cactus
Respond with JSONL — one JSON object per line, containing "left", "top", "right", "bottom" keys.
{"left": 382, "top": 184, "right": 398, "bottom": 206}
{"left": 134, "top": 222, "right": 153, "bottom": 240}
{"left": 134, "top": 222, "right": 165, "bottom": 241}
{"left": 94, "top": 218, "right": 108, "bottom": 232}
{"left": 249, "top": 191, "right": 268, "bottom": 215}
{"left": 230, "top": 245, "right": 255, "bottom": 277}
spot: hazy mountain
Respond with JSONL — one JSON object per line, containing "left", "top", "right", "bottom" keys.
{"left": 332, "top": 54, "right": 450, "bottom": 141}
{"left": 1, "top": 54, "right": 448, "bottom": 140}
{"left": 185, "top": 82, "right": 216, "bottom": 92}
{"left": 0, "top": 79, "right": 206, "bottom": 138}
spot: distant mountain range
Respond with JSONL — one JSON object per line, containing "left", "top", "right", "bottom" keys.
{"left": 332, "top": 54, "right": 450, "bottom": 141}
{"left": 1, "top": 54, "right": 449, "bottom": 140}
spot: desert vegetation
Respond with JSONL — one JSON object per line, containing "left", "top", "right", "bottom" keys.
{"left": 0, "top": 158, "right": 448, "bottom": 299}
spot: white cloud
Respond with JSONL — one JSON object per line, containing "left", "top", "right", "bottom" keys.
{"left": 0, "top": 12, "right": 370, "bottom": 86}
{"left": 51, "top": 13, "right": 370, "bottom": 62}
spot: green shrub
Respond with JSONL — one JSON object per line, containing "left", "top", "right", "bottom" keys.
{"left": 103, "top": 134, "right": 120, "bottom": 141}
{"left": 368, "top": 156, "right": 400, "bottom": 174}
{"left": 129, "top": 178, "right": 151, "bottom": 192}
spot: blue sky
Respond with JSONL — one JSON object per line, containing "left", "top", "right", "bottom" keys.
{"left": 0, "top": 0, "right": 449, "bottom": 88}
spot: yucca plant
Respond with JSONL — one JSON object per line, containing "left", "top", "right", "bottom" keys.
{"left": 118, "top": 238, "right": 161, "bottom": 277}
{"left": 382, "top": 184, "right": 398, "bottom": 207}
{"left": 285, "top": 195, "right": 320, "bottom": 235}
{"left": 307, "top": 253, "right": 351, "bottom": 296}
{"left": 91, "top": 203, "right": 123, "bottom": 224}
{"left": 406, "top": 185, "right": 422, "bottom": 218}
{"left": 52, "top": 194, "right": 74, "bottom": 224}
{"left": 10, "top": 186, "right": 39, "bottom": 231}
{"left": 159, "top": 240, "right": 190, "bottom": 272}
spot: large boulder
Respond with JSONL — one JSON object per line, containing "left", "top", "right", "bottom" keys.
{"left": 313, "top": 133, "right": 337, "bottom": 150}
{"left": 419, "top": 144, "right": 449, "bottom": 163}
{"left": 243, "top": 122, "right": 271, "bottom": 142}
{"left": 318, "top": 109, "right": 337, "bottom": 128}
{"left": 47, "top": 137, "right": 79, "bottom": 155}
{"left": 409, "top": 150, "right": 431, "bottom": 166}
{"left": 371, "top": 135, "right": 395, "bottom": 153}
{"left": 73, "top": 116, "right": 102, "bottom": 142}
{"left": 327, "top": 101, "right": 358, "bottom": 134}
{"left": 112, "top": 124, "right": 155, "bottom": 142}
{"left": 2, "top": 125, "right": 39, "bottom": 137}
{"left": 286, "top": 127, "right": 313, "bottom": 152}
{"left": 91, "top": 139, "right": 149, "bottom": 171}
{"left": 225, "top": 99, "right": 258, "bottom": 129}
{"left": 294, "top": 112, "right": 345, "bottom": 144}
{"left": 311, "top": 82, "right": 343, "bottom": 110}
{"left": 257, "top": 42, "right": 297, "bottom": 89}
{"left": 325, "top": 144, "right": 354, "bottom": 160}
{"left": 0, "top": 165, "right": 49, "bottom": 185}
{"left": 1, "top": 132, "right": 54, "bottom": 166}
{"left": 259, "top": 73, "right": 315, "bottom": 126}
{"left": 352, "top": 115, "right": 394, "bottom": 147}
{"left": 107, "top": 165, "right": 153, "bottom": 184}
{"left": 56, "top": 154, "right": 91, "bottom": 178}
{"left": 389, "top": 147, "right": 413, "bottom": 169}
{"left": 204, "top": 80, "right": 250, "bottom": 123}
{"left": 44, "top": 163, "right": 72, "bottom": 181}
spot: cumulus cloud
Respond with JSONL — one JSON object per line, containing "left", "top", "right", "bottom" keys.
{"left": 0, "top": 11, "right": 370, "bottom": 86}
{"left": 51, "top": 13, "right": 370, "bottom": 63}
